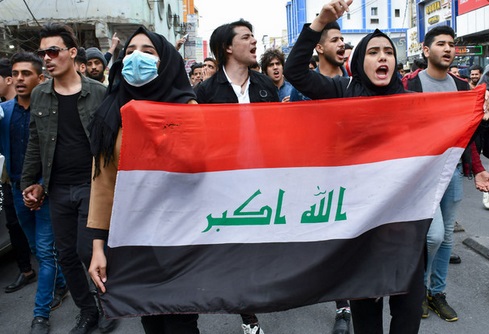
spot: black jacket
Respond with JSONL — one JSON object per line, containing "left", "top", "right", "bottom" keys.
{"left": 196, "top": 68, "right": 279, "bottom": 103}
{"left": 284, "top": 25, "right": 351, "bottom": 100}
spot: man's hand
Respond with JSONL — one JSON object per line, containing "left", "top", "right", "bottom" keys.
{"left": 89, "top": 240, "right": 108, "bottom": 293}
{"left": 175, "top": 37, "right": 186, "bottom": 51}
{"left": 107, "top": 32, "right": 121, "bottom": 55}
{"left": 474, "top": 170, "right": 489, "bottom": 192}
{"left": 111, "top": 32, "right": 120, "bottom": 48}
{"left": 22, "top": 184, "right": 45, "bottom": 210}
{"left": 310, "top": 0, "right": 353, "bottom": 32}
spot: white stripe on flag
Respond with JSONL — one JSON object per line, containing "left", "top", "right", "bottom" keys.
{"left": 108, "top": 148, "right": 462, "bottom": 247}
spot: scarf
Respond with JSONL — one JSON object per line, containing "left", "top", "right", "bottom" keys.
{"left": 347, "top": 29, "right": 405, "bottom": 97}
{"left": 89, "top": 26, "right": 196, "bottom": 177}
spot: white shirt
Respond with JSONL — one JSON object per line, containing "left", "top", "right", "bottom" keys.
{"left": 223, "top": 66, "right": 250, "bottom": 104}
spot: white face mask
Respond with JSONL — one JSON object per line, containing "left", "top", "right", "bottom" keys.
{"left": 121, "top": 50, "right": 159, "bottom": 87}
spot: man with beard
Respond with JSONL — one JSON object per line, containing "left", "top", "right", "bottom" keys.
{"left": 85, "top": 47, "right": 107, "bottom": 83}
{"left": 0, "top": 52, "right": 68, "bottom": 334}
{"left": 260, "top": 48, "right": 293, "bottom": 102}
{"left": 289, "top": 21, "right": 349, "bottom": 102}
{"left": 469, "top": 65, "right": 483, "bottom": 89}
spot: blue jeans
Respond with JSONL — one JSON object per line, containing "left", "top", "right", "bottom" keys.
{"left": 12, "top": 184, "right": 66, "bottom": 319}
{"left": 424, "top": 164, "right": 463, "bottom": 294}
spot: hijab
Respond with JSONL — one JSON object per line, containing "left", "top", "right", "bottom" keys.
{"left": 90, "top": 26, "right": 196, "bottom": 177}
{"left": 347, "top": 29, "right": 405, "bottom": 97}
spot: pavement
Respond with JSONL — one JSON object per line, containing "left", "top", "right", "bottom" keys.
{"left": 457, "top": 155, "right": 489, "bottom": 260}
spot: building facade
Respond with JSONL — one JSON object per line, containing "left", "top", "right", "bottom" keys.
{"left": 0, "top": 0, "right": 187, "bottom": 60}
{"left": 286, "top": 0, "right": 488, "bottom": 69}
{"left": 285, "top": 0, "right": 410, "bottom": 63}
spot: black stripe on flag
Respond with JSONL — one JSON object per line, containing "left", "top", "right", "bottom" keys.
{"left": 100, "top": 219, "right": 430, "bottom": 318}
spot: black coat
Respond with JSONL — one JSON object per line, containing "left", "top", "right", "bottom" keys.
{"left": 196, "top": 69, "right": 279, "bottom": 103}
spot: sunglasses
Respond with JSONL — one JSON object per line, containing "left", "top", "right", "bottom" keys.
{"left": 36, "top": 47, "right": 69, "bottom": 59}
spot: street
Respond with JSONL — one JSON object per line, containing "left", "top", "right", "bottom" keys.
{"left": 1, "top": 175, "right": 489, "bottom": 334}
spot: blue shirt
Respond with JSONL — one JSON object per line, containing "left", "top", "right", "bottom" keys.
{"left": 290, "top": 66, "right": 349, "bottom": 101}
{"left": 278, "top": 80, "right": 293, "bottom": 101}
{"left": 9, "top": 98, "right": 30, "bottom": 182}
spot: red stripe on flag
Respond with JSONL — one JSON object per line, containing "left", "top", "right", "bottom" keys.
{"left": 119, "top": 86, "right": 485, "bottom": 172}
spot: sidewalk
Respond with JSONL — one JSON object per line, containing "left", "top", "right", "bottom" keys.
{"left": 458, "top": 156, "right": 489, "bottom": 260}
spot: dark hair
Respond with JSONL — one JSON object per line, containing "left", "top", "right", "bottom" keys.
{"left": 0, "top": 58, "right": 12, "bottom": 77}
{"left": 319, "top": 21, "right": 341, "bottom": 44}
{"left": 449, "top": 64, "right": 458, "bottom": 70}
{"left": 190, "top": 62, "right": 203, "bottom": 76}
{"left": 75, "top": 47, "right": 87, "bottom": 65}
{"left": 203, "top": 57, "right": 218, "bottom": 67}
{"left": 345, "top": 43, "right": 353, "bottom": 50}
{"left": 469, "top": 65, "right": 483, "bottom": 74}
{"left": 309, "top": 57, "right": 317, "bottom": 69}
{"left": 39, "top": 22, "right": 79, "bottom": 49}
{"left": 423, "top": 25, "right": 455, "bottom": 49}
{"left": 210, "top": 19, "right": 253, "bottom": 67}
{"left": 411, "top": 58, "right": 427, "bottom": 71}
{"left": 10, "top": 52, "right": 43, "bottom": 75}
{"left": 250, "top": 62, "right": 260, "bottom": 71}
{"left": 260, "top": 48, "right": 285, "bottom": 74}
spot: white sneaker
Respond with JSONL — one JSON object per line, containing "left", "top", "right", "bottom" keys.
{"left": 483, "top": 192, "right": 489, "bottom": 209}
{"left": 242, "top": 324, "right": 264, "bottom": 334}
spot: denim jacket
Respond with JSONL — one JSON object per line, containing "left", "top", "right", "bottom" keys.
{"left": 21, "top": 74, "right": 106, "bottom": 193}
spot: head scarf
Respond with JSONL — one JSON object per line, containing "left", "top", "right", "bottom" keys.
{"left": 347, "top": 29, "right": 405, "bottom": 97}
{"left": 90, "top": 26, "right": 196, "bottom": 177}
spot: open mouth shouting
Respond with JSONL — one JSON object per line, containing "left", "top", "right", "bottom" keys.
{"left": 376, "top": 65, "right": 390, "bottom": 80}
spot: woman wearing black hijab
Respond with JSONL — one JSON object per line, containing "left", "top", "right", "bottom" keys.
{"left": 285, "top": 1, "right": 424, "bottom": 334}
{"left": 87, "top": 27, "right": 199, "bottom": 334}
{"left": 284, "top": 0, "right": 406, "bottom": 100}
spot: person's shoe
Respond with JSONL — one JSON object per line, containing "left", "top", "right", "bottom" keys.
{"left": 242, "top": 323, "right": 264, "bottom": 334}
{"left": 93, "top": 290, "right": 118, "bottom": 333}
{"left": 98, "top": 311, "right": 118, "bottom": 333}
{"left": 450, "top": 254, "right": 462, "bottom": 264}
{"left": 483, "top": 192, "right": 489, "bottom": 209}
{"left": 332, "top": 308, "right": 351, "bottom": 334}
{"left": 421, "top": 293, "right": 430, "bottom": 318}
{"left": 69, "top": 312, "right": 98, "bottom": 334}
{"left": 428, "top": 293, "right": 458, "bottom": 322}
{"left": 453, "top": 221, "right": 465, "bottom": 233}
{"left": 5, "top": 270, "right": 36, "bottom": 293}
{"left": 50, "top": 285, "right": 69, "bottom": 310}
{"left": 30, "top": 316, "right": 50, "bottom": 334}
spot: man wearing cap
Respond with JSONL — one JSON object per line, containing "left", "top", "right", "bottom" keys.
{"left": 85, "top": 47, "right": 107, "bottom": 83}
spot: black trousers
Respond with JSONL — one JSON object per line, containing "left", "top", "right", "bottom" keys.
{"left": 48, "top": 183, "right": 98, "bottom": 315}
{"left": 2, "top": 182, "right": 32, "bottom": 273}
{"left": 350, "top": 253, "right": 425, "bottom": 334}
{"left": 141, "top": 314, "right": 199, "bottom": 334}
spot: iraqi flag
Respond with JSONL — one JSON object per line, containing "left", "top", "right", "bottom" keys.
{"left": 101, "top": 86, "right": 486, "bottom": 318}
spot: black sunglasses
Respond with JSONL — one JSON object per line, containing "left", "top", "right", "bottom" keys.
{"left": 36, "top": 47, "right": 69, "bottom": 59}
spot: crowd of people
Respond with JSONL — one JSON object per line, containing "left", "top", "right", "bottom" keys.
{"left": 1, "top": 0, "right": 489, "bottom": 334}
